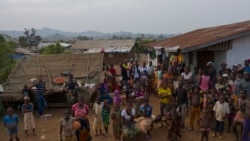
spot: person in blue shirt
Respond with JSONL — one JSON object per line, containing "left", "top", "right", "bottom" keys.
{"left": 2, "top": 107, "right": 20, "bottom": 141}
{"left": 136, "top": 98, "right": 153, "bottom": 139}
{"left": 22, "top": 96, "right": 36, "bottom": 137}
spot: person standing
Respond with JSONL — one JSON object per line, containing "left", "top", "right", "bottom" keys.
{"left": 189, "top": 86, "right": 201, "bottom": 131}
{"left": 132, "top": 61, "right": 141, "bottom": 83}
{"left": 212, "top": 95, "right": 230, "bottom": 139}
{"left": 60, "top": 109, "right": 75, "bottom": 141}
{"left": 92, "top": 97, "right": 104, "bottom": 136}
{"left": 242, "top": 96, "right": 250, "bottom": 141}
{"left": 22, "top": 96, "right": 36, "bottom": 137}
{"left": 219, "top": 62, "right": 227, "bottom": 76}
{"left": 109, "top": 64, "right": 116, "bottom": 78}
{"left": 199, "top": 69, "right": 210, "bottom": 92}
{"left": 64, "top": 74, "right": 78, "bottom": 106}
{"left": 120, "top": 63, "right": 129, "bottom": 87}
{"left": 147, "top": 61, "right": 154, "bottom": 79}
{"left": 71, "top": 96, "right": 91, "bottom": 141}
{"left": 2, "top": 107, "right": 20, "bottom": 141}
{"left": 158, "top": 81, "right": 172, "bottom": 127}
{"left": 32, "top": 75, "right": 47, "bottom": 117}
{"left": 207, "top": 62, "right": 217, "bottom": 86}
{"left": 111, "top": 105, "right": 122, "bottom": 141}
{"left": 102, "top": 99, "right": 111, "bottom": 136}
{"left": 175, "top": 82, "right": 188, "bottom": 128}
{"left": 237, "top": 71, "right": 250, "bottom": 97}
{"left": 232, "top": 90, "right": 247, "bottom": 140}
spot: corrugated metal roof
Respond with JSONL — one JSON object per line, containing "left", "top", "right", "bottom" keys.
{"left": 82, "top": 46, "right": 133, "bottom": 54}
{"left": 37, "top": 42, "right": 71, "bottom": 49}
{"left": 71, "top": 39, "right": 135, "bottom": 53}
{"left": 146, "top": 20, "right": 250, "bottom": 52}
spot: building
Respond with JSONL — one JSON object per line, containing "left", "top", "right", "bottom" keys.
{"left": 0, "top": 53, "right": 103, "bottom": 106}
{"left": 71, "top": 39, "right": 136, "bottom": 65}
{"left": 145, "top": 20, "right": 250, "bottom": 71}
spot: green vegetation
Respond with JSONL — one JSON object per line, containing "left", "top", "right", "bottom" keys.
{"left": 18, "top": 28, "right": 42, "bottom": 47}
{"left": 0, "top": 35, "right": 16, "bottom": 83}
{"left": 40, "top": 42, "right": 66, "bottom": 54}
{"left": 77, "top": 36, "right": 93, "bottom": 40}
{"left": 134, "top": 38, "right": 155, "bottom": 54}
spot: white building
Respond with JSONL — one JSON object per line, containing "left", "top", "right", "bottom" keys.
{"left": 146, "top": 20, "right": 250, "bottom": 72}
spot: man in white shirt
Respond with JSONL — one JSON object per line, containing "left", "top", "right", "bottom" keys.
{"left": 213, "top": 95, "right": 230, "bottom": 139}
{"left": 147, "top": 61, "right": 154, "bottom": 78}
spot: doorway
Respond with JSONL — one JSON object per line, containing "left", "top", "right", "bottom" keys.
{"left": 197, "top": 51, "right": 214, "bottom": 69}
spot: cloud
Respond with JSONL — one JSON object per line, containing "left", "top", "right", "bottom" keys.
{"left": 1, "top": 0, "right": 250, "bottom": 33}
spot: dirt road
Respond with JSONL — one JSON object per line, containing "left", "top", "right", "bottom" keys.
{"left": 0, "top": 95, "right": 236, "bottom": 141}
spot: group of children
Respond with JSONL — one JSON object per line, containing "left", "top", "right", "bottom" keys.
{"left": 3, "top": 59, "right": 250, "bottom": 141}
{"left": 2, "top": 96, "right": 36, "bottom": 141}
{"left": 159, "top": 60, "right": 250, "bottom": 141}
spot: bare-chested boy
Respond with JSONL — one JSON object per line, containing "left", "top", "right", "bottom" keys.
{"left": 197, "top": 110, "right": 211, "bottom": 141}
{"left": 189, "top": 86, "right": 201, "bottom": 131}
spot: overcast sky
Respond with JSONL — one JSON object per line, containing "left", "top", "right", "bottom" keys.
{"left": 1, "top": 0, "right": 250, "bottom": 34}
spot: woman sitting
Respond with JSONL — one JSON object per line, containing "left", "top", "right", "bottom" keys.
{"left": 121, "top": 102, "right": 138, "bottom": 141}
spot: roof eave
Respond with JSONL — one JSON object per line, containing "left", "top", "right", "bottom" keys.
{"left": 181, "top": 31, "right": 250, "bottom": 53}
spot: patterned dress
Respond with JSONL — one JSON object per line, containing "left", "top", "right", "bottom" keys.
{"left": 102, "top": 105, "right": 110, "bottom": 127}
{"left": 22, "top": 103, "right": 35, "bottom": 130}
{"left": 71, "top": 103, "right": 91, "bottom": 141}
{"left": 111, "top": 110, "right": 122, "bottom": 138}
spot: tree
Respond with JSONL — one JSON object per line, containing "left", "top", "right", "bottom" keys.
{"left": 0, "top": 38, "right": 15, "bottom": 83}
{"left": 0, "top": 35, "right": 5, "bottom": 42}
{"left": 30, "top": 28, "right": 36, "bottom": 37}
{"left": 40, "top": 42, "right": 65, "bottom": 54}
{"left": 77, "top": 36, "right": 93, "bottom": 40}
{"left": 19, "top": 28, "right": 41, "bottom": 47}
{"left": 35, "top": 35, "right": 42, "bottom": 42}
{"left": 18, "top": 36, "right": 27, "bottom": 47}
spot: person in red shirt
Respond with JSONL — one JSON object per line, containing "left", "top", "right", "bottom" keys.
{"left": 109, "top": 64, "right": 116, "bottom": 77}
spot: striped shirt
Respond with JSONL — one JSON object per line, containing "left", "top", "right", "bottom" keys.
{"left": 35, "top": 82, "right": 46, "bottom": 96}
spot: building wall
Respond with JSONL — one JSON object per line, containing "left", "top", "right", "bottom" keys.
{"left": 192, "top": 51, "right": 197, "bottom": 69}
{"left": 214, "top": 51, "right": 227, "bottom": 71}
{"left": 226, "top": 35, "right": 250, "bottom": 68}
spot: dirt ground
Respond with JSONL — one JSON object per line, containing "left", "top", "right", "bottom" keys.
{"left": 0, "top": 94, "right": 236, "bottom": 141}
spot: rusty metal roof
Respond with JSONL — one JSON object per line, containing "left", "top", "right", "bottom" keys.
{"left": 146, "top": 20, "right": 250, "bottom": 52}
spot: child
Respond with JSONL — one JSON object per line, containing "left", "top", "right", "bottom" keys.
{"left": 2, "top": 107, "right": 20, "bottom": 141}
{"left": 232, "top": 90, "right": 247, "bottom": 140}
{"left": 22, "top": 96, "right": 36, "bottom": 137}
{"left": 22, "top": 84, "right": 32, "bottom": 99}
{"left": 197, "top": 110, "right": 211, "bottom": 141}
{"left": 111, "top": 105, "right": 122, "bottom": 141}
{"left": 102, "top": 99, "right": 111, "bottom": 136}
{"left": 60, "top": 108, "right": 75, "bottom": 141}
{"left": 166, "top": 104, "right": 182, "bottom": 140}
{"left": 113, "top": 90, "right": 122, "bottom": 105}
{"left": 226, "top": 98, "right": 236, "bottom": 133}
{"left": 242, "top": 96, "right": 250, "bottom": 141}
{"left": 213, "top": 95, "right": 230, "bottom": 139}
{"left": 158, "top": 81, "right": 172, "bottom": 127}
{"left": 189, "top": 86, "right": 201, "bottom": 131}
{"left": 92, "top": 97, "right": 104, "bottom": 136}
{"left": 175, "top": 82, "right": 188, "bottom": 128}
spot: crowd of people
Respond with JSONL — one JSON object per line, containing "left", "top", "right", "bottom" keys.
{"left": 2, "top": 58, "right": 250, "bottom": 141}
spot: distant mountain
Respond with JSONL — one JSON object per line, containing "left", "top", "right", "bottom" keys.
{"left": 0, "top": 27, "right": 175, "bottom": 40}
